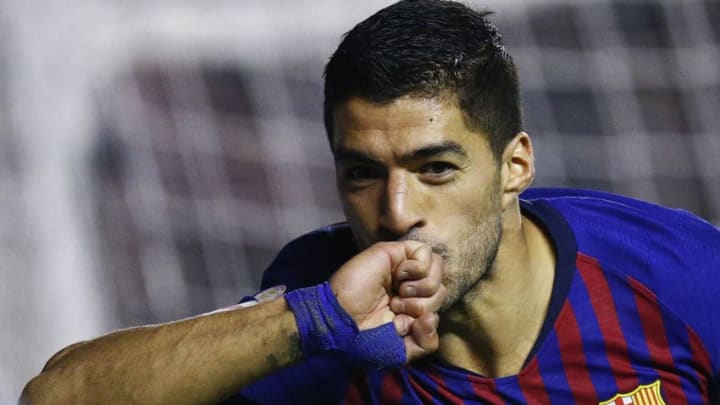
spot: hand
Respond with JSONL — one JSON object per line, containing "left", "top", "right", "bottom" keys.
{"left": 329, "top": 241, "right": 446, "bottom": 363}
{"left": 390, "top": 245, "right": 445, "bottom": 362}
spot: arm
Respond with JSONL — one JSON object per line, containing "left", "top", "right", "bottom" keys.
{"left": 21, "top": 297, "right": 301, "bottom": 405}
{"left": 21, "top": 241, "right": 445, "bottom": 405}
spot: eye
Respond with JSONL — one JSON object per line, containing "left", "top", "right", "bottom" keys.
{"left": 343, "top": 165, "right": 383, "bottom": 181}
{"left": 419, "top": 162, "right": 458, "bottom": 178}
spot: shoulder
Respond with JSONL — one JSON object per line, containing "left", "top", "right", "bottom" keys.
{"left": 523, "top": 187, "right": 720, "bottom": 366}
{"left": 260, "top": 223, "right": 358, "bottom": 291}
{"left": 521, "top": 188, "right": 720, "bottom": 275}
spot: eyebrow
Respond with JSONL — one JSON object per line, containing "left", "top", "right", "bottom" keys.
{"left": 333, "top": 148, "right": 383, "bottom": 165}
{"left": 334, "top": 141, "right": 468, "bottom": 165}
{"left": 403, "top": 141, "right": 468, "bottom": 162}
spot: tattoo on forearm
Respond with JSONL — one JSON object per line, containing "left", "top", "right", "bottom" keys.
{"left": 288, "top": 331, "right": 302, "bottom": 362}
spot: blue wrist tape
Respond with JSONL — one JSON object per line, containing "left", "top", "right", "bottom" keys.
{"left": 285, "top": 282, "right": 406, "bottom": 368}
{"left": 285, "top": 282, "right": 358, "bottom": 356}
{"left": 348, "top": 323, "right": 406, "bottom": 368}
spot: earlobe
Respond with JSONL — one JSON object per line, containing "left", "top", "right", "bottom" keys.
{"left": 501, "top": 132, "right": 535, "bottom": 198}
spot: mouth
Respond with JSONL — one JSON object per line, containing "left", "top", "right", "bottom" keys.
{"left": 359, "top": 229, "right": 450, "bottom": 259}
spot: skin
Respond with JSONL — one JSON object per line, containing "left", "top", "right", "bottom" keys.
{"left": 333, "top": 96, "right": 556, "bottom": 377}
{"left": 20, "top": 240, "right": 445, "bottom": 405}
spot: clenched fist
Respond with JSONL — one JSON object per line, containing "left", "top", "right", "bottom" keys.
{"left": 329, "top": 241, "right": 446, "bottom": 363}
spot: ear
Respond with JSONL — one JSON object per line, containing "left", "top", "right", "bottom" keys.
{"left": 500, "top": 132, "right": 535, "bottom": 207}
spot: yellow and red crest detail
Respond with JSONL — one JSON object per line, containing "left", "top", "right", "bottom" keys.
{"left": 598, "top": 380, "right": 666, "bottom": 405}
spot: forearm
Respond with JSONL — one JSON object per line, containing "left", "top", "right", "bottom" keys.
{"left": 21, "top": 241, "right": 445, "bottom": 404}
{"left": 21, "top": 298, "right": 300, "bottom": 405}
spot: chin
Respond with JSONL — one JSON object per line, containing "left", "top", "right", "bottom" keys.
{"left": 436, "top": 271, "right": 472, "bottom": 312}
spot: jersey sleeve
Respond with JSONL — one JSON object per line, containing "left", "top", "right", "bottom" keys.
{"left": 228, "top": 225, "right": 358, "bottom": 404}
{"left": 223, "top": 356, "right": 355, "bottom": 404}
{"left": 258, "top": 223, "right": 357, "bottom": 292}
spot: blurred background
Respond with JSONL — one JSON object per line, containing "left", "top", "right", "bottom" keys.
{"left": 1, "top": 0, "right": 718, "bottom": 401}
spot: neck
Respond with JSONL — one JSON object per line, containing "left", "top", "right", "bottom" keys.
{"left": 436, "top": 204, "right": 555, "bottom": 378}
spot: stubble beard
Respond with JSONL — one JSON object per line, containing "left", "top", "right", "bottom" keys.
{"left": 400, "top": 182, "right": 504, "bottom": 312}
{"left": 438, "top": 207, "right": 502, "bottom": 312}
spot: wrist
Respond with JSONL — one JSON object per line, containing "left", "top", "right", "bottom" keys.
{"left": 284, "top": 282, "right": 407, "bottom": 368}
{"left": 285, "top": 282, "right": 358, "bottom": 356}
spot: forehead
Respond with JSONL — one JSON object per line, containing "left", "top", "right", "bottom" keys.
{"left": 332, "top": 96, "right": 485, "bottom": 156}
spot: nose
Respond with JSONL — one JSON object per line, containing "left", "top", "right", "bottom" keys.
{"left": 378, "top": 171, "right": 425, "bottom": 237}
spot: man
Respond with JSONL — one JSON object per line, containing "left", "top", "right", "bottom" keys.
{"left": 22, "top": 1, "right": 720, "bottom": 404}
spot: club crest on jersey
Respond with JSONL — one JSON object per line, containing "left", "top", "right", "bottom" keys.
{"left": 598, "top": 380, "right": 666, "bottom": 405}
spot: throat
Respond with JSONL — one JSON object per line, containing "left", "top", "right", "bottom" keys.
{"left": 436, "top": 298, "right": 549, "bottom": 378}
{"left": 436, "top": 214, "right": 556, "bottom": 378}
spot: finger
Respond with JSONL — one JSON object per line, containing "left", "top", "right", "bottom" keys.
{"left": 392, "top": 314, "right": 415, "bottom": 336}
{"left": 393, "top": 259, "right": 423, "bottom": 283}
{"left": 391, "top": 248, "right": 433, "bottom": 292}
{"left": 408, "top": 244, "right": 433, "bottom": 268}
{"left": 391, "top": 297, "right": 434, "bottom": 318}
{"left": 391, "top": 285, "right": 447, "bottom": 317}
{"left": 397, "top": 278, "right": 438, "bottom": 298}
{"left": 412, "top": 312, "right": 440, "bottom": 350}
{"left": 392, "top": 259, "right": 422, "bottom": 291}
{"left": 397, "top": 254, "right": 443, "bottom": 297}
{"left": 375, "top": 240, "right": 431, "bottom": 274}
{"left": 403, "top": 312, "right": 440, "bottom": 363}
{"left": 393, "top": 249, "right": 440, "bottom": 293}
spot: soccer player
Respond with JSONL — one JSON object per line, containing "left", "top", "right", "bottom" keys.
{"left": 22, "top": 1, "right": 720, "bottom": 404}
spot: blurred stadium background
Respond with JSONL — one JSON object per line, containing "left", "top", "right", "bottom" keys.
{"left": 1, "top": 0, "right": 718, "bottom": 400}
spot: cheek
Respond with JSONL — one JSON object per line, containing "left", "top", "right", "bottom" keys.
{"left": 439, "top": 185, "right": 488, "bottom": 218}
{"left": 342, "top": 191, "right": 372, "bottom": 216}
{"left": 433, "top": 182, "right": 500, "bottom": 235}
{"left": 341, "top": 192, "right": 379, "bottom": 234}
{"left": 455, "top": 170, "right": 501, "bottom": 209}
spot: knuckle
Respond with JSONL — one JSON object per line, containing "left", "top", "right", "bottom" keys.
{"left": 412, "top": 299, "right": 429, "bottom": 315}
{"left": 400, "top": 300, "right": 421, "bottom": 317}
{"left": 401, "top": 283, "right": 417, "bottom": 297}
{"left": 417, "top": 245, "right": 432, "bottom": 260}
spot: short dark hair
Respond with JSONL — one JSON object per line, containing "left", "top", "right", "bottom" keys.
{"left": 323, "top": 0, "right": 522, "bottom": 159}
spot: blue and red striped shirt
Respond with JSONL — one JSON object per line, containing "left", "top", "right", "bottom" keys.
{"left": 234, "top": 188, "right": 719, "bottom": 404}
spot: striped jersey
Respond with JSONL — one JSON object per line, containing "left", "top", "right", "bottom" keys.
{"left": 233, "top": 188, "right": 720, "bottom": 404}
